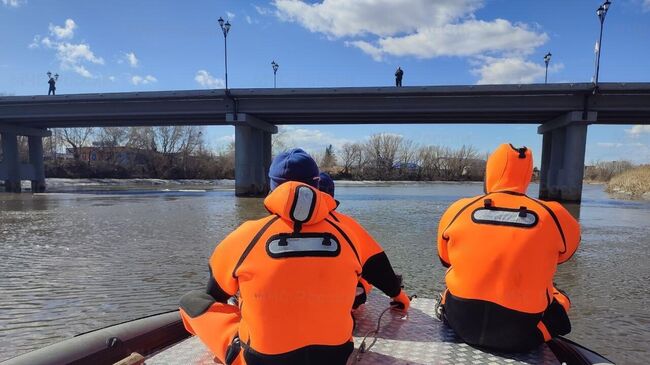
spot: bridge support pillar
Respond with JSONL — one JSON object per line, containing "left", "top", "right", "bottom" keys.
{"left": 29, "top": 136, "right": 46, "bottom": 193}
{"left": 538, "top": 111, "right": 596, "bottom": 203}
{"left": 228, "top": 113, "right": 277, "bottom": 197}
{"left": 0, "top": 125, "right": 51, "bottom": 193}
{"left": 0, "top": 132, "right": 21, "bottom": 193}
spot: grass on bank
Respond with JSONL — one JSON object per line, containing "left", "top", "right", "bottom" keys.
{"left": 606, "top": 165, "right": 650, "bottom": 198}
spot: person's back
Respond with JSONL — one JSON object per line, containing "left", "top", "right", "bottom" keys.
{"left": 437, "top": 143, "right": 580, "bottom": 351}
{"left": 180, "top": 149, "right": 409, "bottom": 365}
{"left": 214, "top": 180, "right": 359, "bottom": 360}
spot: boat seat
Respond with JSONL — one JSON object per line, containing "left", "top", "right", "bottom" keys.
{"left": 147, "top": 291, "right": 560, "bottom": 364}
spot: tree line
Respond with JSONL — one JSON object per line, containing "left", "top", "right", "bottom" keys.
{"left": 39, "top": 126, "right": 234, "bottom": 179}
{"left": 27, "top": 129, "right": 486, "bottom": 181}
{"left": 314, "top": 134, "right": 487, "bottom": 181}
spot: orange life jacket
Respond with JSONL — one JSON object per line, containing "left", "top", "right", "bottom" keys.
{"left": 209, "top": 181, "right": 398, "bottom": 359}
{"left": 437, "top": 144, "right": 580, "bottom": 350}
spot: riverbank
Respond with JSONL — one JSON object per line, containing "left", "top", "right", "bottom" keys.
{"left": 10, "top": 178, "right": 486, "bottom": 192}
{"left": 23, "top": 178, "right": 235, "bottom": 192}
{"left": 606, "top": 165, "right": 650, "bottom": 200}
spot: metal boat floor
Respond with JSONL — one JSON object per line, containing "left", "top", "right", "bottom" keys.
{"left": 148, "top": 292, "right": 559, "bottom": 364}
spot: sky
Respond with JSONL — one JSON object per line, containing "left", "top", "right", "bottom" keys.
{"left": 1, "top": 0, "right": 650, "bottom": 165}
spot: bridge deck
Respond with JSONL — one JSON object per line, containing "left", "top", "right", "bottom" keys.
{"left": 1, "top": 83, "right": 650, "bottom": 128}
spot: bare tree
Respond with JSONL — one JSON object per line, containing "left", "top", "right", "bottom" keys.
{"left": 59, "top": 128, "right": 94, "bottom": 160}
{"left": 418, "top": 145, "right": 445, "bottom": 180}
{"left": 272, "top": 127, "right": 289, "bottom": 155}
{"left": 43, "top": 129, "right": 62, "bottom": 159}
{"left": 97, "top": 127, "right": 129, "bottom": 147}
{"left": 320, "top": 144, "right": 337, "bottom": 169}
{"left": 341, "top": 143, "right": 360, "bottom": 175}
{"left": 446, "top": 145, "right": 479, "bottom": 179}
{"left": 364, "top": 133, "right": 403, "bottom": 178}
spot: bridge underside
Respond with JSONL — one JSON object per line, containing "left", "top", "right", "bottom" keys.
{"left": 1, "top": 83, "right": 649, "bottom": 200}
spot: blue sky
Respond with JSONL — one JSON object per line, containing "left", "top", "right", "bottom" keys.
{"left": 1, "top": 0, "right": 649, "bottom": 165}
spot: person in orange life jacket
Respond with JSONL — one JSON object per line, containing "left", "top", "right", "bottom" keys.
{"left": 318, "top": 172, "right": 374, "bottom": 310}
{"left": 179, "top": 149, "right": 410, "bottom": 365}
{"left": 436, "top": 143, "right": 580, "bottom": 352}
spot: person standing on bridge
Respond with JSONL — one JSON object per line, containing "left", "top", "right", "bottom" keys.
{"left": 435, "top": 143, "right": 580, "bottom": 352}
{"left": 179, "top": 149, "right": 410, "bottom": 365}
{"left": 395, "top": 66, "right": 403, "bottom": 87}
{"left": 47, "top": 73, "right": 58, "bottom": 95}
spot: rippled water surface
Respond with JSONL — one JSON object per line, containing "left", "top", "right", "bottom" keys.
{"left": 0, "top": 183, "right": 649, "bottom": 364}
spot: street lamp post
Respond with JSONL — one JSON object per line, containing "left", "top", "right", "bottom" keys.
{"left": 594, "top": 0, "right": 611, "bottom": 87}
{"left": 271, "top": 61, "right": 279, "bottom": 88}
{"left": 543, "top": 52, "right": 552, "bottom": 84}
{"left": 218, "top": 17, "right": 231, "bottom": 90}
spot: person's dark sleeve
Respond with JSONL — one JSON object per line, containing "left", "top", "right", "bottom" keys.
{"left": 206, "top": 265, "right": 231, "bottom": 303}
{"left": 361, "top": 252, "right": 401, "bottom": 298}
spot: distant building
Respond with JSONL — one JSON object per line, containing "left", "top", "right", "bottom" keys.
{"left": 392, "top": 162, "right": 420, "bottom": 171}
{"left": 66, "top": 146, "right": 150, "bottom": 166}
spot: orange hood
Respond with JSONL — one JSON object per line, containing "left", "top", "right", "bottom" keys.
{"left": 264, "top": 181, "right": 337, "bottom": 225}
{"left": 484, "top": 143, "right": 533, "bottom": 194}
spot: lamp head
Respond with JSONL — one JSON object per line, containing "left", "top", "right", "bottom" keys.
{"left": 544, "top": 52, "right": 552, "bottom": 63}
{"left": 603, "top": 0, "right": 611, "bottom": 11}
{"left": 218, "top": 17, "right": 224, "bottom": 28}
{"left": 224, "top": 21, "right": 231, "bottom": 34}
{"left": 47, "top": 71, "right": 52, "bottom": 78}
{"left": 54, "top": 73, "right": 59, "bottom": 80}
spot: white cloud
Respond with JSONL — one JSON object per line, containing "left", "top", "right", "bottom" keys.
{"left": 123, "top": 52, "right": 139, "bottom": 67}
{"left": 194, "top": 70, "right": 225, "bottom": 88}
{"left": 274, "top": 0, "right": 546, "bottom": 59}
{"left": 274, "top": 0, "right": 550, "bottom": 83}
{"left": 345, "top": 40, "right": 384, "bottom": 62}
{"left": 254, "top": 5, "right": 272, "bottom": 15}
{"left": 40, "top": 36, "right": 54, "bottom": 48}
{"left": 217, "top": 134, "right": 235, "bottom": 143}
{"left": 2, "top": 0, "right": 25, "bottom": 7}
{"left": 226, "top": 11, "right": 236, "bottom": 19}
{"left": 276, "top": 125, "right": 354, "bottom": 152}
{"left": 626, "top": 125, "right": 650, "bottom": 137}
{"left": 274, "top": 0, "right": 482, "bottom": 38}
{"left": 28, "top": 35, "right": 41, "bottom": 49}
{"left": 472, "top": 57, "right": 563, "bottom": 85}
{"left": 131, "top": 75, "right": 157, "bottom": 85}
{"left": 29, "top": 19, "right": 104, "bottom": 78}
{"left": 49, "top": 19, "right": 76, "bottom": 40}
{"left": 246, "top": 15, "right": 254, "bottom": 24}
{"left": 597, "top": 142, "right": 623, "bottom": 148}
{"left": 108, "top": 76, "right": 116, "bottom": 82}
{"left": 643, "top": 0, "right": 650, "bottom": 12}
{"left": 55, "top": 42, "right": 104, "bottom": 78}
{"left": 359, "top": 20, "right": 546, "bottom": 60}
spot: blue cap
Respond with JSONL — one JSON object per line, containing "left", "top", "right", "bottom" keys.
{"left": 269, "top": 148, "right": 320, "bottom": 190}
{"left": 318, "top": 172, "right": 335, "bottom": 197}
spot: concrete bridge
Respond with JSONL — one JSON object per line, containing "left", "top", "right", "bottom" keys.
{"left": 1, "top": 83, "right": 649, "bottom": 201}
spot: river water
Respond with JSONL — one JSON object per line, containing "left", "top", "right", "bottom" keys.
{"left": 0, "top": 182, "right": 648, "bottom": 364}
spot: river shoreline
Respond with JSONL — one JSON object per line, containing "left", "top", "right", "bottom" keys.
{"left": 4, "top": 178, "right": 648, "bottom": 201}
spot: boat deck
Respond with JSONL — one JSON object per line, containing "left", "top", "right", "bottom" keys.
{"left": 148, "top": 292, "right": 560, "bottom": 365}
